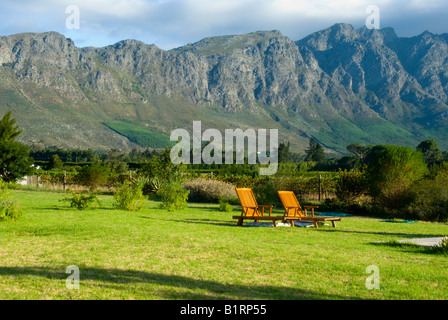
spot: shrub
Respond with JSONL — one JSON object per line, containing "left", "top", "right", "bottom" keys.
{"left": 365, "top": 145, "right": 428, "bottom": 211}
{"left": 114, "top": 177, "right": 148, "bottom": 211}
{"left": 407, "top": 167, "right": 448, "bottom": 222}
{"left": 253, "top": 177, "right": 279, "bottom": 205}
{"left": 158, "top": 180, "right": 190, "bottom": 211}
{"left": 335, "top": 169, "right": 367, "bottom": 203}
{"left": 218, "top": 197, "right": 234, "bottom": 212}
{"left": 61, "top": 190, "right": 101, "bottom": 210}
{"left": 433, "top": 236, "right": 448, "bottom": 254}
{"left": 76, "top": 163, "right": 110, "bottom": 188}
{"left": 183, "top": 178, "right": 237, "bottom": 203}
{"left": 0, "top": 180, "right": 22, "bottom": 222}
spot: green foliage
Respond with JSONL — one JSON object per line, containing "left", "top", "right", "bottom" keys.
{"left": 407, "top": 164, "right": 448, "bottom": 222}
{"left": 432, "top": 236, "right": 448, "bottom": 255}
{"left": 157, "top": 180, "right": 190, "bottom": 212}
{"left": 335, "top": 169, "right": 367, "bottom": 203}
{"left": 0, "top": 111, "right": 34, "bottom": 182}
{"left": 113, "top": 177, "right": 148, "bottom": 211}
{"left": 346, "top": 143, "right": 368, "bottom": 162}
{"left": 218, "top": 198, "right": 233, "bottom": 212}
{"left": 365, "top": 145, "right": 428, "bottom": 211}
{"left": 0, "top": 141, "right": 34, "bottom": 182}
{"left": 76, "top": 163, "right": 111, "bottom": 188}
{"left": 104, "top": 158, "right": 129, "bottom": 174}
{"left": 61, "top": 190, "right": 101, "bottom": 210}
{"left": 305, "top": 139, "right": 326, "bottom": 163}
{"left": 0, "top": 180, "right": 22, "bottom": 222}
{"left": 46, "top": 154, "right": 64, "bottom": 170}
{"left": 104, "top": 122, "right": 172, "bottom": 149}
{"left": 253, "top": 177, "right": 279, "bottom": 205}
{"left": 139, "top": 148, "right": 183, "bottom": 182}
{"left": 416, "top": 139, "right": 442, "bottom": 166}
{"left": 0, "top": 110, "right": 23, "bottom": 142}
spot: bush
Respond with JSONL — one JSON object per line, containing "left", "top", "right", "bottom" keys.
{"left": 407, "top": 167, "right": 448, "bottom": 222}
{"left": 335, "top": 169, "right": 367, "bottom": 203}
{"left": 61, "top": 190, "right": 101, "bottom": 210}
{"left": 218, "top": 197, "right": 233, "bottom": 212}
{"left": 114, "top": 177, "right": 148, "bottom": 211}
{"left": 432, "top": 236, "right": 448, "bottom": 254}
{"left": 253, "top": 177, "right": 279, "bottom": 205}
{"left": 183, "top": 178, "right": 237, "bottom": 203}
{"left": 76, "top": 163, "right": 110, "bottom": 188}
{"left": 365, "top": 145, "right": 428, "bottom": 211}
{"left": 158, "top": 180, "right": 190, "bottom": 212}
{"left": 0, "top": 180, "right": 22, "bottom": 222}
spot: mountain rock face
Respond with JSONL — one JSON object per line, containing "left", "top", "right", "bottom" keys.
{"left": 0, "top": 24, "right": 447, "bottom": 153}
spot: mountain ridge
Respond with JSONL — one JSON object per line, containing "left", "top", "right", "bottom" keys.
{"left": 0, "top": 23, "right": 447, "bottom": 153}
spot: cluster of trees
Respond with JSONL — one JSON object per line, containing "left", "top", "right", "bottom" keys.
{"left": 1, "top": 109, "right": 448, "bottom": 220}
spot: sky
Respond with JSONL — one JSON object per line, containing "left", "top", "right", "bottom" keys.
{"left": 0, "top": 0, "right": 447, "bottom": 50}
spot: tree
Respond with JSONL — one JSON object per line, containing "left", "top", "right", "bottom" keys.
{"left": 365, "top": 145, "right": 428, "bottom": 210}
{"left": 0, "top": 111, "right": 33, "bottom": 182}
{"left": 76, "top": 163, "right": 110, "bottom": 188}
{"left": 0, "top": 110, "right": 23, "bottom": 142}
{"left": 278, "top": 142, "right": 291, "bottom": 163}
{"left": 347, "top": 143, "right": 368, "bottom": 162}
{"left": 46, "top": 154, "right": 64, "bottom": 170}
{"left": 416, "top": 139, "right": 442, "bottom": 166}
{"left": 305, "top": 139, "right": 326, "bottom": 163}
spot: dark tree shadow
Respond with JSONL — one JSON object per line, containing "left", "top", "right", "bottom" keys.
{"left": 0, "top": 266, "right": 360, "bottom": 300}
{"left": 316, "top": 228, "right": 444, "bottom": 239}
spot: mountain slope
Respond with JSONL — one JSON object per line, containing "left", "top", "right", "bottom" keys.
{"left": 0, "top": 25, "right": 447, "bottom": 153}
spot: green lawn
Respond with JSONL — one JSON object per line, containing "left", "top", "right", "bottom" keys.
{"left": 0, "top": 190, "right": 447, "bottom": 300}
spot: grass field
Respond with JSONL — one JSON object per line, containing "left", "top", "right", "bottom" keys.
{"left": 0, "top": 190, "right": 447, "bottom": 300}
{"left": 103, "top": 121, "right": 172, "bottom": 148}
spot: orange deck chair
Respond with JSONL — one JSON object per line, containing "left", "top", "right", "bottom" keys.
{"left": 233, "top": 188, "right": 285, "bottom": 226}
{"left": 277, "top": 191, "right": 341, "bottom": 228}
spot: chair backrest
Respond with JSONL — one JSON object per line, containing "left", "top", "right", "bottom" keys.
{"left": 277, "top": 191, "right": 304, "bottom": 217}
{"left": 236, "top": 188, "right": 259, "bottom": 217}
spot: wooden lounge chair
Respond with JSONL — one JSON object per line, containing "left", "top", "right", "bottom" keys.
{"left": 233, "top": 188, "right": 285, "bottom": 227}
{"left": 277, "top": 191, "right": 341, "bottom": 228}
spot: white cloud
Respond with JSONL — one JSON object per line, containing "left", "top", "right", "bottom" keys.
{"left": 0, "top": 0, "right": 447, "bottom": 49}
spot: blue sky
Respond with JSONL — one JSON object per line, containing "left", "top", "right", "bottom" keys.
{"left": 1, "top": 0, "right": 447, "bottom": 50}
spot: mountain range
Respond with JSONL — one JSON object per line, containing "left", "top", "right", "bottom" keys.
{"left": 1, "top": 23, "right": 447, "bottom": 154}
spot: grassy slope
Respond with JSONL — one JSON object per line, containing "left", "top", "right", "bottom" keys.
{"left": 0, "top": 190, "right": 447, "bottom": 300}
{"left": 0, "top": 64, "right": 439, "bottom": 154}
{"left": 103, "top": 122, "right": 172, "bottom": 149}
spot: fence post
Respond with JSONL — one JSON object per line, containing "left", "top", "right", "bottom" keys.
{"left": 63, "top": 170, "right": 67, "bottom": 191}
{"left": 319, "top": 175, "right": 322, "bottom": 202}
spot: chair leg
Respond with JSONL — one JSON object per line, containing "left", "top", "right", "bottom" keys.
{"left": 273, "top": 220, "right": 277, "bottom": 227}
{"left": 237, "top": 218, "right": 243, "bottom": 226}
{"left": 313, "top": 221, "right": 318, "bottom": 229}
{"left": 331, "top": 221, "right": 336, "bottom": 227}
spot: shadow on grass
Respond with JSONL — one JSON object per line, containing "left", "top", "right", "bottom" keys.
{"left": 370, "top": 241, "right": 447, "bottom": 256}
{"left": 29, "top": 205, "right": 118, "bottom": 212}
{"left": 316, "top": 228, "right": 444, "bottom": 239}
{"left": 0, "top": 266, "right": 359, "bottom": 300}
{"left": 176, "top": 218, "right": 236, "bottom": 227}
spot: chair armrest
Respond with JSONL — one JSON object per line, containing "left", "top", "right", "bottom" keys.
{"left": 303, "top": 206, "right": 318, "bottom": 217}
{"left": 258, "top": 205, "right": 273, "bottom": 216}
